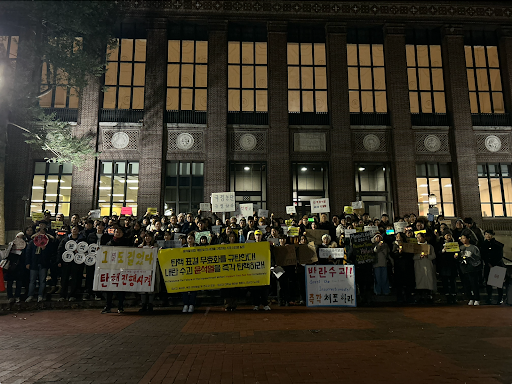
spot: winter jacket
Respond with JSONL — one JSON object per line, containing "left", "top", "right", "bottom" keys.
{"left": 458, "top": 244, "right": 481, "bottom": 274}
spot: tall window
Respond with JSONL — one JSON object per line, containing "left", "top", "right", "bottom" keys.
{"left": 165, "top": 161, "right": 204, "bottom": 214}
{"left": 347, "top": 29, "right": 387, "bottom": 114}
{"left": 228, "top": 24, "right": 267, "bottom": 123}
{"left": 416, "top": 163, "right": 454, "bottom": 217}
{"left": 465, "top": 31, "right": 504, "bottom": 115}
{"left": 103, "top": 38, "right": 146, "bottom": 110}
{"left": 0, "top": 35, "right": 18, "bottom": 69}
{"left": 39, "top": 63, "right": 79, "bottom": 109}
{"left": 406, "top": 30, "right": 446, "bottom": 115}
{"left": 98, "top": 161, "right": 139, "bottom": 216}
{"left": 31, "top": 162, "right": 73, "bottom": 216}
{"left": 288, "top": 26, "right": 327, "bottom": 116}
{"left": 230, "top": 162, "right": 267, "bottom": 210}
{"left": 355, "top": 163, "right": 393, "bottom": 218}
{"left": 478, "top": 163, "right": 512, "bottom": 217}
{"left": 292, "top": 162, "right": 329, "bottom": 216}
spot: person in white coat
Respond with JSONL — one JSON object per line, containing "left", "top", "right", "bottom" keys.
{"left": 413, "top": 232, "right": 436, "bottom": 303}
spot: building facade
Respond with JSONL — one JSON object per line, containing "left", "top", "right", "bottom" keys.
{"left": 5, "top": 1, "right": 512, "bottom": 233}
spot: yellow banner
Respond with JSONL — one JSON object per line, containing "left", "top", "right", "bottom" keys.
{"left": 344, "top": 206, "right": 353, "bottom": 214}
{"left": 31, "top": 212, "right": 44, "bottom": 221}
{"left": 147, "top": 208, "right": 158, "bottom": 215}
{"left": 287, "top": 226, "right": 299, "bottom": 237}
{"left": 158, "top": 241, "right": 271, "bottom": 293}
{"left": 51, "top": 221, "right": 63, "bottom": 230}
{"left": 444, "top": 242, "right": 460, "bottom": 253}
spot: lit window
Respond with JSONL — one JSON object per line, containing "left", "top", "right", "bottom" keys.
{"left": 165, "top": 162, "right": 204, "bottom": 214}
{"left": 416, "top": 163, "right": 454, "bottom": 217}
{"left": 478, "top": 163, "right": 512, "bottom": 217}
{"left": 98, "top": 161, "right": 139, "bottom": 216}
{"left": 30, "top": 162, "right": 73, "bottom": 217}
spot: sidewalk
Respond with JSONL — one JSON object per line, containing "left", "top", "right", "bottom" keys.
{"left": 0, "top": 305, "right": 511, "bottom": 384}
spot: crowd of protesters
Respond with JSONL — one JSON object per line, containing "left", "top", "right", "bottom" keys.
{"left": 1, "top": 208, "right": 510, "bottom": 313}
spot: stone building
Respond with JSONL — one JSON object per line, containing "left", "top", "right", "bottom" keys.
{"left": 4, "top": 0, "right": 512, "bottom": 236}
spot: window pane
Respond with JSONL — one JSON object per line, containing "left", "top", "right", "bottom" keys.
{"left": 467, "top": 69, "right": 476, "bottom": 91}
{"left": 481, "top": 204, "right": 492, "bottom": 217}
{"left": 315, "top": 91, "right": 328, "bottom": 113}
{"left": 302, "top": 91, "right": 314, "bottom": 112}
{"left": 347, "top": 44, "right": 357, "bottom": 66}
{"left": 476, "top": 68, "right": 489, "bottom": 91}
{"left": 181, "top": 64, "right": 193, "bottom": 87}
{"left": 228, "top": 65, "right": 240, "bottom": 88}
{"left": 132, "top": 87, "right": 144, "bottom": 109}
{"left": 361, "top": 91, "right": 374, "bottom": 112}
{"left": 406, "top": 45, "right": 416, "bottom": 67}
{"left": 441, "top": 178, "right": 453, "bottom": 203}
{"left": 117, "top": 87, "right": 131, "bottom": 109}
{"left": 418, "top": 68, "right": 431, "bottom": 90}
{"left": 256, "top": 90, "right": 268, "bottom": 112}
{"left": 255, "top": 42, "right": 267, "bottom": 64}
{"left": 196, "top": 41, "right": 208, "bottom": 64}
{"left": 241, "top": 42, "right": 254, "bottom": 64}
{"left": 420, "top": 92, "right": 432, "bottom": 113}
{"left": 241, "top": 65, "right": 254, "bottom": 88}
{"left": 493, "top": 92, "right": 505, "bottom": 113}
{"left": 487, "top": 46, "right": 499, "bottom": 67}
{"left": 464, "top": 46, "right": 473, "bottom": 67}
{"left": 288, "top": 43, "right": 299, "bottom": 65}
{"left": 502, "top": 178, "right": 512, "bottom": 203}
{"left": 120, "top": 39, "right": 133, "bottom": 61}
{"left": 430, "top": 46, "right": 442, "bottom": 67}
{"left": 167, "top": 88, "right": 179, "bottom": 110}
{"left": 241, "top": 90, "right": 254, "bottom": 111}
{"left": 301, "top": 67, "right": 313, "bottom": 89}
{"left": 315, "top": 67, "right": 327, "bottom": 89}
{"left": 374, "top": 92, "right": 387, "bottom": 113}
{"left": 134, "top": 39, "right": 146, "bottom": 61}
{"left": 255, "top": 66, "right": 267, "bottom": 88}
{"left": 469, "top": 92, "right": 479, "bottom": 113}
{"left": 431, "top": 68, "right": 444, "bottom": 91}
{"left": 359, "top": 44, "right": 371, "bottom": 66}
{"left": 479, "top": 92, "right": 492, "bottom": 113}
{"left": 473, "top": 46, "right": 486, "bottom": 67}
{"left": 182, "top": 41, "right": 194, "bottom": 63}
{"left": 360, "top": 67, "right": 372, "bottom": 90}
{"left": 489, "top": 69, "right": 502, "bottom": 91}
{"left": 433, "top": 92, "right": 446, "bottom": 113}
{"left": 300, "top": 43, "right": 312, "bottom": 65}
{"left": 416, "top": 178, "right": 428, "bottom": 203}
{"left": 494, "top": 204, "right": 504, "bottom": 217}
{"left": 373, "top": 67, "right": 385, "bottom": 90}
{"left": 181, "top": 88, "right": 193, "bottom": 110}
{"left": 228, "top": 89, "right": 240, "bottom": 111}
{"left": 314, "top": 44, "right": 326, "bottom": 65}
{"left": 349, "top": 91, "right": 360, "bottom": 112}
{"left": 443, "top": 203, "right": 454, "bottom": 217}
{"left": 195, "top": 89, "right": 207, "bottom": 111}
{"left": 228, "top": 42, "right": 240, "bottom": 64}
{"left": 348, "top": 67, "right": 359, "bottom": 90}
{"left": 417, "top": 45, "right": 429, "bottom": 67}
{"left": 409, "top": 92, "right": 419, "bottom": 113}
{"left": 288, "top": 67, "right": 300, "bottom": 89}
{"left": 407, "top": 68, "right": 417, "bottom": 90}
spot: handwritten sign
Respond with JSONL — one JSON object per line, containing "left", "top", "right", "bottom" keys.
{"left": 147, "top": 208, "right": 158, "bottom": 215}
{"left": 287, "top": 226, "right": 300, "bottom": 237}
{"left": 93, "top": 246, "right": 157, "bottom": 292}
{"left": 444, "top": 242, "right": 460, "bottom": 253}
{"left": 211, "top": 192, "right": 236, "bottom": 212}
{"left": 306, "top": 265, "right": 356, "bottom": 307}
{"left": 428, "top": 207, "right": 439, "bottom": 215}
{"left": 51, "top": 221, "right": 63, "bottom": 230}
{"left": 31, "top": 212, "right": 44, "bottom": 221}
{"left": 352, "top": 201, "right": 363, "bottom": 209}
{"left": 211, "top": 225, "right": 222, "bottom": 235}
{"left": 274, "top": 245, "right": 297, "bottom": 266}
{"left": 310, "top": 198, "right": 330, "bottom": 213}
{"left": 344, "top": 206, "right": 353, "bottom": 214}
{"left": 319, "top": 248, "right": 345, "bottom": 259}
{"left": 364, "top": 226, "right": 379, "bottom": 236}
{"left": 394, "top": 222, "right": 407, "bottom": 233}
{"left": 487, "top": 266, "right": 507, "bottom": 288}
{"left": 121, "top": 206, "right": 133, "bottom": 215}
{"left": 286, "top": 205, "right": 296, "bottom": 214}
{"left": 344, "top": 229, "right": 356, "bottom": 238}
{"left": 240, "top": 203, "right": 253, "bottom": 218}
{"left": 258, "top": 209, "right": 269, "bottom": 218}
{"left": 195, "top": 231, "right": 212, "bottom": 244}
{"left": 200, "top": 203, "right": 211, "bottom": 212}
{"left": 351, "top": 232, "right": 374, "bottom": 264}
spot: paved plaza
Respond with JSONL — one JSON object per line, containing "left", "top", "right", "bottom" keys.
{"left": 0, "top": 305, "right": 511, "bottom": 384}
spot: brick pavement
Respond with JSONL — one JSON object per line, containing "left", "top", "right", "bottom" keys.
{"left": 0, "top": 305, "right": 511, "bottom": 384}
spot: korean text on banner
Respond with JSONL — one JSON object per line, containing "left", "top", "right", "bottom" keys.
{"left": 93, "top": 246, "right": 157, "bottom": 292}
{"left": 310, "top": 198, "right": 330, "bottom": 213}
{"left": 258, "top": 209, "right": 269, "bottom": 218}
{"left": 444, "top": 242, "right": 460, "bottom": 253}
{"left": 351, "top": 201, "right": 363, "bottom": 209}
{"left": 306, "top": 265, "right": 356, "bottom": 307}
{"left": 240, "top": 203, "right": 253, "bottom": 217}
{"left": 286, "top": 205, "right": 296, "bottom": 214}
{"left": 394, "top": 222, "right": 407, "bottom": 233}
{"left": 200, "top": 203, "right": 211, "bottom": 212}
{"left": 319, "top": 248, "right": 344, "bottom": 259}
{"left": 158, "top": 242, "right": 271, "bottom": 293}
{"left": 211, "top": 192, "right": 236, "bottom": 212}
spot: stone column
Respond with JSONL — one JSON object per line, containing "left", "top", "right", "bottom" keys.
{"left": 138, "top": 20, "right": 167, "bottom": 213}
{"left": 442, "top": 26, "right": 482, "bottom": 220}
{"left": 204, "top": 21, "right": 228, "bottom": 199}
{"left": 384, "top": 25, "right": 418, "bottom": 217}
{"left": 267, "top": 21, "right": 290, "bottom": 217}
{"left": 326, "top": 23, "right": 354, "bottom": 213}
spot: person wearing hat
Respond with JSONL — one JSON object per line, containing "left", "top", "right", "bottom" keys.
{"left": 482, "top": 229, "right": 505, "bottom": 305}
{"left": 2, "top": 232, "right": 27, "bottom": 303}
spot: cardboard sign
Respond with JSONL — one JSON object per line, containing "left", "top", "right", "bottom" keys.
{"left": 444, "top": 242, "right": 460, "bottom": 253}
{"left": 407, "top": 237, "right": 417, "bottom": 243}
{"left": 90, "top": 209, "right": 101, "bottom": 219}
{"left": 121, "top": 206, "right": 133, "bottom": 216}
{"left": 352, "top": 201, "right": 363, "bottom": 209}
{"left": 487, "top": 266, "right": 507, "bottom": 288}
{"left": 319, "top": 248, "right": 344, "bottom": 259}
{"left": 274, "top": 245, "right": 297, "bottom": 266}
{"left": 344, "top": 206, "right": 353, "bottom": 214}
{"left": 306, "top": 265, "right": 356, "bottom": 307}
{"left": 51, "top": 221, "right": 64, "bottom": 230}
{"left": 428, "top": 207, "right": 440, "bottom": 215}
{"left": 310, "top": 198, "right": 330, "bottom": 213}
{"left": 353, "top": 208, "right": 365, "bottom": 216}
{"left": 305, "top": 229, "right": 329, "bottom": 245}
{"left": 298, "top": 243, "right": 318, "bottom": 264}
{"left": 344, "top": 229, "right": 356, "bottom": 238}
{"left": 364, "top": 226, "right": 379, "bottom": 236}
{"left": 286, "top": 205, "right": 296, "bottom": 214}
{"left": 200, "top": 203, "right": 211, "bottom": 212}
{"left": 351, "top": 232, "right": 374, "bottom": 265}
{"left": 394, "top": 222, "right": 407, "bottom": 233}
{"left": 31, "top": 212, "right": 44, "bottom": 221}
{"left": 240, "top": 203, "right": 253, "bottom": 218}
{"left": 287, "top": 226, "right": 300, "bottom": 237}
{"left": 401, "top": 242, "right": 430, "bottom": 255}
{"left": 211, "top": 192, "right": 236, "bottom": 212}
{"left": 258, "top": 209, "right": 269, "bottom": 218}
{"left": 147, "top": 208, "right": 158, "bottom": 215}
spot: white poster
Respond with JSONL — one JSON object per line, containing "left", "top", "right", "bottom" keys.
{"left": 306, "top": 265, "right": 356, "bottom": 307}
{"left": 258, "top": 209, "right": 269, "bottom": 218}
{"left": 240, "top": 203, "right": 254, "bottom": 218}
{"left": 344, "top": 228, "right": 356, "bottom": 238}
{"left": 487, "top": 266, "right": 507, "bottom": 288}
{"left": 90, "top": 209, "right": 101, "bottom": 219}
{"left": 286, "top": 205, "right": 296, "bottom": 214}
{"left": 364, "top": 225, "right": 379, "bottom": 236}
{"left": 394, "top": 222, "right": 408, "bottom": 233}
{"left": 318, "top": 248, "right": 345, "bottom": 259}
{"left": 93, "top": 246, "right": 157, "bottom": 292}
{"left": 351, "top": 201, "right": 363, "bottom": 209}
{"left": 200, "top": 203, "right": 211, "bottom": 212}
{"left": 211, "top": 192, "right": 236, "bottom": 212}
{"left": 310, "top": 198, "right": 330, "bottom": 213}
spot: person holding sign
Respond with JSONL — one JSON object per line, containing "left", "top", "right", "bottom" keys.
{"left": 182, "top": 234, "right": 199, "bottom": 313}
{"left": 251, "top": 230, "right": 271, "bottom": 311}
{"left": 57, "top": 226, "right": 85, "bottom": 302}
{"left": 25, "top": 227, "right": 53, "bottom": 303}
{"left": 481, "top": 230, "right": 505, "bottom": 305}
{"left": 318, "top": 234, "right": 338, "bottom": 265}
{"left": 439, "top": 231, "right": 459, "bottom": 304}
{"left": 413, "top": 233, "right": 436, "bottom": 303}
{"left": 391, "top": 232, "right": 415, "bottom": 304}
{"left": 457, "top": 234, "right": 482, "bottom": 306}
{"left": 372, "top": 233, "right": 392, "bottom": 296}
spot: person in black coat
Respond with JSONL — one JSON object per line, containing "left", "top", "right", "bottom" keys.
{"left": 57, "top": 226, "right": 86, "bottom": 301}
{"left": 3, "top": 233, "right": 26, "bottom": 303}
{"left": 438, "top": 231, "right": 459, "bottom": 304}
{"left": 482, "top": 229, "right": 505, "bottom": 304}
{"left": 25, "top": 229, "right": 53, "bottom": 302}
